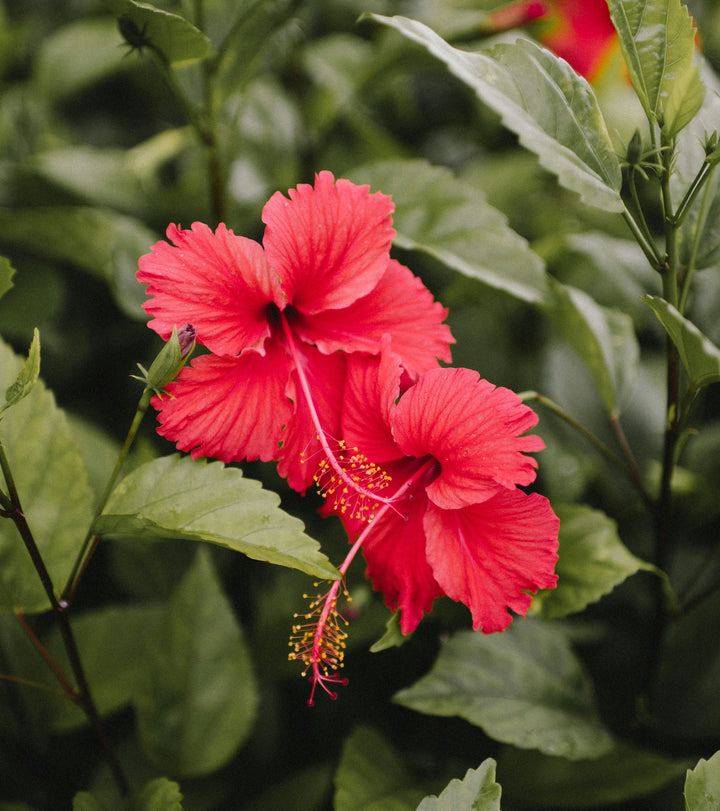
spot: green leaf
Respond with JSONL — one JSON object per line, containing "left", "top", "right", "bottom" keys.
{"left": 73, "top": 778, "right": 183, "bottom": 811}
{"left": 366, "top": 15, "right": 623, "bottom": 212}
{"left": 0, "top": 207, "right": 156, "bottom": 319}
{"left": 0, "top": 339, "right": 94, "bottom": 613}
{"left": 545, "top": 279, "right": 640, "bottom": 416}
{"left": 348, "top": 159, "right": 549, "bottom": 305}
{"left": 134, "top": 550, "right": 257, "bottom": 777}
{"left": 685, "top": 750, "right": 720, "bottom": 810}
{"left": 2, "top": 328, "right": 40, "bottom": 414}
{"left": 417, "top": 760, "right": 501, "bottom": 811}
{"left": 334, "top": 726, "right": 426, "bottom": 811}
{"left": 108, "top": 0, "right": 212, "bottom": 66}
{"left": 531, "top": 504, "right": 654, "bottom": 619}
{"left": 0, "top": 256, "right": 14, "bottom": 301}
{"left": 95, "top": 455, "right": 338, "bottom": 580}
{"left": 394, "top": 620, "right": 614, "bottom": 760}
{"left": 34, "top": 18, "right": 127, "bottom": 100}
{"left": 644, "top": 295, "right": 720, "bottom": 389}
{"left": 607, "top": 0, "right": 704, "bottom": 136}
{"left": 44, "top": 604, "right": 164, "bottom": 731}
{"left": 500, "top": 742, "right": 689, "bottom": 808}
{"left": 369, "top": 610, "right": 409, "bottom": 653}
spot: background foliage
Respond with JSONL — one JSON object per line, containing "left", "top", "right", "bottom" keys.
{"left": 2, "top": 0, "right": 720, "bottom": 808}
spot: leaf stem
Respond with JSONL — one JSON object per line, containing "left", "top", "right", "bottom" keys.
{"left": 519, "top": 391, "right": 654, "bottom": 508}
{"left": 627, "top": 174, "right": 663, "bottom": 268}
{"left": 62, "top": 385, "right": 154, "bottom": 605}
{"left": 679, "top": 164, "right": 717, "bottom": 313}
{"left": 621, "top": 207, "right": 663, "bottom": 270}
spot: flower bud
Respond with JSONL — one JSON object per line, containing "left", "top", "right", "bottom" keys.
{"left": 626, "top": 129, "right": 643, "bottom": 166}
{"left": 134, "top": 324, "right": 196, "bottom": 395}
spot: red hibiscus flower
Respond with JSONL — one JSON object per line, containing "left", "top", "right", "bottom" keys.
{"left": 291, "top": 346, "right": 559, "bottom": 703}
{"left": 137, "top": 172, "right": 454, "bottom": 490}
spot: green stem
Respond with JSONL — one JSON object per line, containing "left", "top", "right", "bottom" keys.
{"left": 679, "top": 164, "right": 717, "bottom": 313}
{"left": 0, "top": 459, "right": 129, "bottom": 794}
{"left": 622, "top": 207, "right": 663, "bottom": 270}
{"left": 62, "top": 386, "right": 154, "bottom": 605}
{"left": 673, "top": 160, "right": 712, "bottom": 228}
{"left": 519, "top": 392, "right": 654, "bottom": 508}
{"left": 628, "top": 171, "right": 662, "bottom": 265}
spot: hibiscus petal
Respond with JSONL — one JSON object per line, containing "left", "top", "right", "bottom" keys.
{"left": 152, "top": 340, "right": 292, "bottom": 463}
{"left": 341, "top": 342, "right": 403, "bottom": 465}
{"left": 361, "top": 485, "right": 444, "bottom": 635}
{"left": 276, "top": 345, "right": 347, "bottom": 493}
{"left": 294, "top": 259, "right": 454, "bottom": 377}
{"left": 393, "top": 367, "right": 544, "bottom": 509}
{"left": 138, "top": 222, "right": 282, "bottom": 356}
{"left": 424, "top": 491, "right": 559, "bottom": 633}
{"left": 262, "top": 171, "right": 395, "bottom": 314}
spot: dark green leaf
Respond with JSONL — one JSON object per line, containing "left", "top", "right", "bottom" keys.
{"left": 0, "top": 256, "right": 14, "bottom": 301}
{"left": 531, "top": 504, "right": 654, "bottom": 619}
{"left": 500, "top": 742, "right": 688, "bottom": 807}
{"left": 366, "top": 16, "right": 623, "bottom": 212}
{"left": 0, "top": 207, "right": 156, "bottom": 319}
{"left": 607, "top": 0, "right": 704, "bottom": 136}
{"left": 348, "top": 159, "right": 550, "bottom": 305}
{"left": 44, "top": 604, "right": 164, "bottom": 731}
{"left": 545, "top": 279, "right": 640, "bottom": 416}
{"left": 95, "top": 455, "right": 339, "bottom": 580}
{"left": 2, "top": 328, "right": 40, "bottom": 414}
{"left": 0, "top": 339, "right": 94, "bottom": 613}
{"left": 417, "top": 760, "right": 501, "bottom": 811}
{"left": 685, "top": 750, "right": 720, "bottom": 811}
{"left": 134, "top": 550, "right": 257, "bottom": 777}
{"left": 334, "top": 726, "right": 426, "bottom": 811}
{"left": 394, "top": 621, "right": 614, "bottom": 760}
{"left": 644, "top": 295, "right": 720, "bottom": 389}
{"left": 107, "top": 0, "right": 212, "bottom": 66}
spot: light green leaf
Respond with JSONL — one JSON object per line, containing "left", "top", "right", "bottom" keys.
{"left": 44, "top": 604, "right": 164, "bottom": 731}
{"left": 394, "top": 620, "right": 614, "bottom": 760}
{"left": 348, "top": 159, "right": 549, "bottom": 305}
{"left": 545, "top": 279, "right": 640, "bottom": 416}
{"left": 607, "top": 0, "right": 704, "bottom": 136}
{"left": 369, "top": 610, "right": 409, "bottom": 653}
{"left": 2, "top": 328, "right": 40, "bottom": 414}
{"left": 417, "top": 760, "right": 501, "bottom": 811}
{"left": 0, "top": 207, "right": 156, "bottom": 319}
{"left": 334, "top": 726, "right": 426, "bottom": 811}
{"left": 0, "top": 256, "right": 14, "bottom": 301}
{"left": 107, "top": 0, "right": 212, "bottom": 66}
{"left": 500, "top": 742, "right": 689, "bottom": 808}
{"left": 94, "top": 455, "right": 338, "bottom": 580}
{"left": 0, "top": 339, "right": 94, "bottom": 613}
{"left": 685, "top": 750, "right": 720, "bottom": 810}
{"left": 72, "top": 778, "right": 183, "bottom": 811}
{"left": 367, "top": 15, "right": 623, "bottom": 212}
{"left": 34, "top": 18, "right": 127, "bottom": 100}
{"left": 644, "top": 295, "right": 720, "bottom": 389}
{"left": 135, "top": 550, "right": 257, "bottom": 777}
{"left": 531, "top": 504, "right": 654, "bottom": 619}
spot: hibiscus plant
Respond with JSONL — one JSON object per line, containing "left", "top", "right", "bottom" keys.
{"left": 1, "top": 0, "right": 720, "bottom": 809}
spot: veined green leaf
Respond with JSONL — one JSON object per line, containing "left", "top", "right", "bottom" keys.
{"left": 366, "top": 15, "right": 623, "bottom": 212}
{"left": 685, "top": 750, "right": 720, "bottom": 810}
{"left": 607, "top": 0, "right": 704, "bottom": 136}
{"left": 417, "top": 760, "right": 501, "bottom": 811}
{"left": 2, "top": 328, "right": 40, "bottom": 414}
{"left": 0, "top": 339, "right": 94, "bottom": 613}
{"left": 135, "top": 551, "right": 257, "bottom": 777}
{"left": 94, "top": 454, "right": 339, "bottom": 580}
{"left": 644, "top": 295, "right": 720, "bottom": 390}
{"left": 73, "top": 778, "right": 183, "bottom": 811}
{"left": 334, "top": 726, "right": 426, "bottom": 811}
{"left": 531, "top": 505, "right": 655, "bottom": 619}
{"left": 0, "top": 256, "right": 14, "bottom": 302}
{"left": 107, "top": 0, "right": 212, "bottom": 66}
{"left": 348, "top": 159, "right": 549, "bottom": 305}
{"left": 394, "top": 620, "right": 614, "bottom": 760}
{"left": 544, "top": 279, "right": 640, "bottom": 417}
